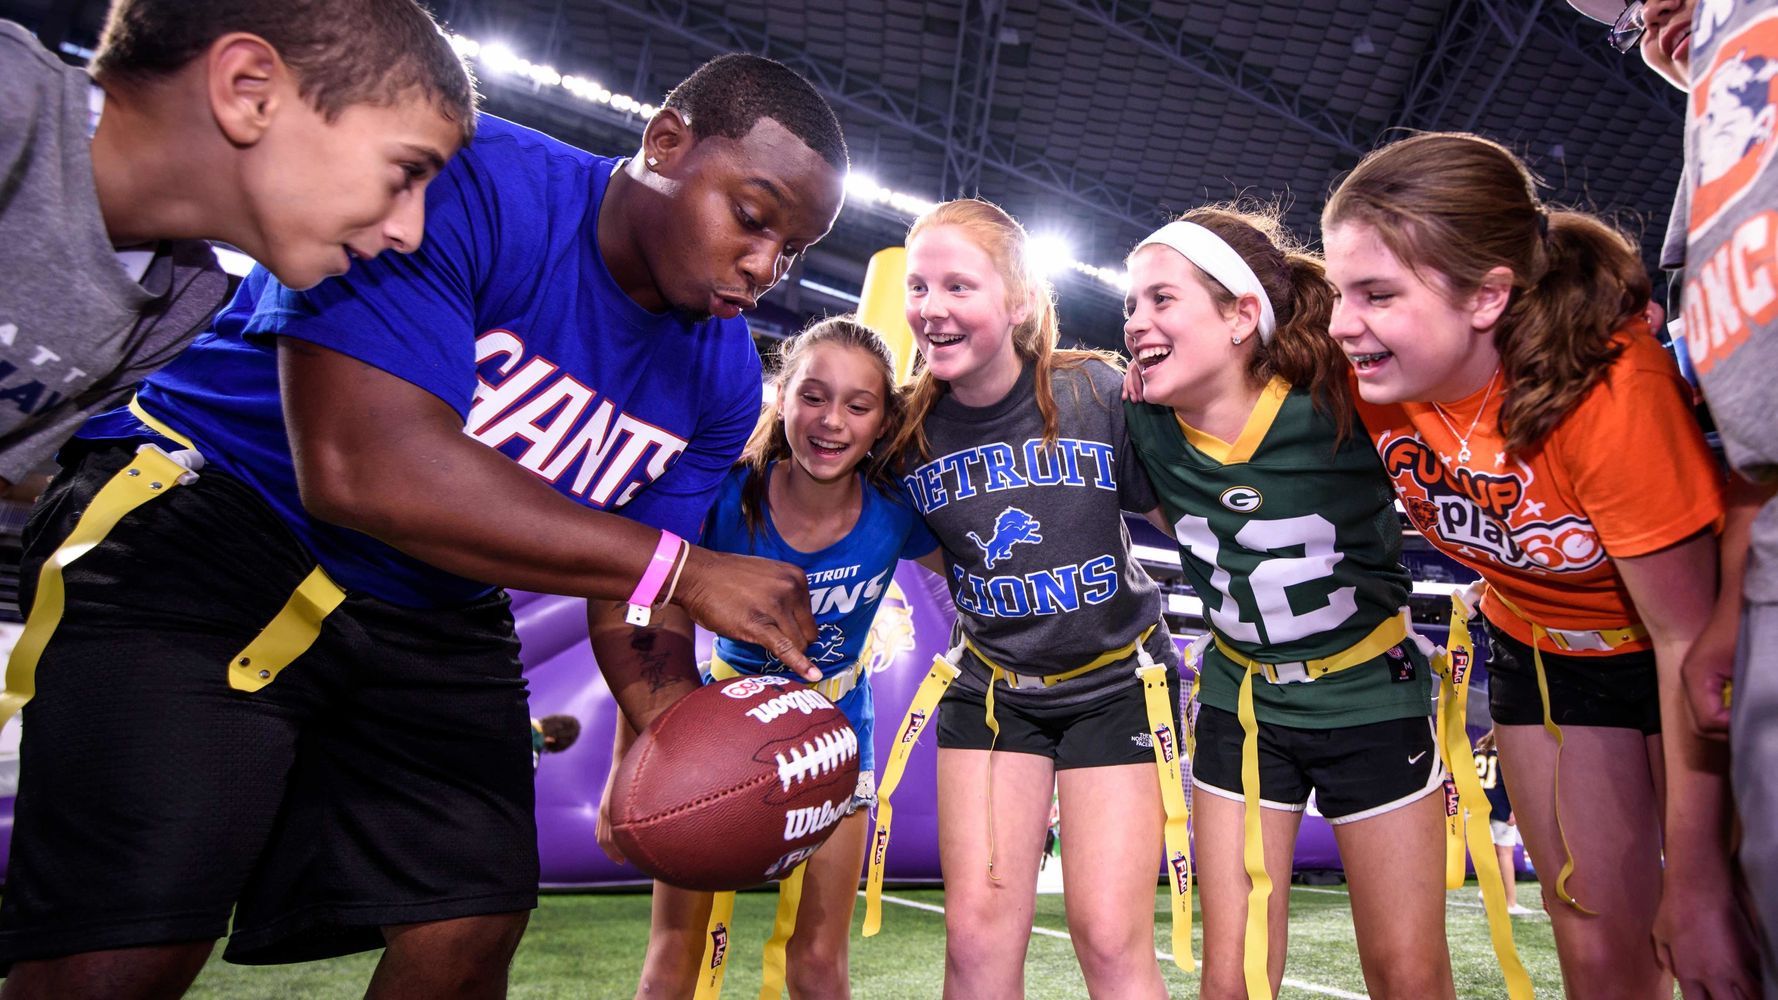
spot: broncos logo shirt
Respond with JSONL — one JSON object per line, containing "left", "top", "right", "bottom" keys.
{"left": 74, "top": 115, "right": 762, "bottom": 607}
{"left": 1683, "top": 0, "right": 1778, "bottom": 605}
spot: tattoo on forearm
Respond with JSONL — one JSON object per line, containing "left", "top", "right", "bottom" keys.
{"left": 630, "top": 627, "right": 674, "bottom": 693}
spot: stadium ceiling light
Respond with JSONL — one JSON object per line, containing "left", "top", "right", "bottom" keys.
{"left": 444, "top": 32, "right": 1128, "bottom": 292}
{"left": 1027, "top": 234, "right": 1074, "bottom": 278}
{"left": 477, "top": 41, "right": 520, "bottom": 77}
{"left": 845, "top": 173, "right": 882, "bottom": 200}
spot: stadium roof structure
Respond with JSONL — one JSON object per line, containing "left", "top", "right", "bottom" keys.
{"left": 15, "top": 0, "right": 1687, "bottom": 348}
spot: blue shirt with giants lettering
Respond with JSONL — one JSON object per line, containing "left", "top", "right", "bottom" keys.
{"left": 700, "top": 463, "right": 937, "bottom": 772}
{"left": 75, "top": 115, "right": 762, "bottom": 607}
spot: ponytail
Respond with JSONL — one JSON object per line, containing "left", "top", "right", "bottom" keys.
{"left": 1494, "top": 212, "right": 1645, "bottom": 451}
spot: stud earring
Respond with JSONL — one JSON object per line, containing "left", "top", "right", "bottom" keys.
{"left": 646, "top": 155, "right": 660, "bottom": 168}
{"left": 1231, "top": 334, "right": 1244, "bottom": 346}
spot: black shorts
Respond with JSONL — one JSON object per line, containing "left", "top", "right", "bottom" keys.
{"left": 1190, "top": 705, "right": 1444, "bottom": 823}
{"left": 0, "top": 444, "right": 539, "bottom": 969}
{"left": 935, "top": 660, "right": 1184, "bottom": 770}
{"left": 1483, "top": 618, "right": 1661, "bottom": 735}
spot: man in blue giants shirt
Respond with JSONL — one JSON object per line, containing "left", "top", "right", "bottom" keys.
{"left": 0, "top": 54, "right": 846, "bottom": 998}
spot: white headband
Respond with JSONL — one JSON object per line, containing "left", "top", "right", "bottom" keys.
{"left": 1135, "top": 221, "right": 1278, "bottom": 344}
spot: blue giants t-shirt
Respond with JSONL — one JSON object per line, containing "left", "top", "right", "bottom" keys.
{"left": 76, "top": 115, "right": 763, "bottom": 607}
{"left": 699, "top": 464, "right": 937, "bottom": 772}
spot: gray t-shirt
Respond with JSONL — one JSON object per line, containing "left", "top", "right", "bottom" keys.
{"left": 1682, "top": 0, "right": 1778, "bottom": 603}
{"left": 1663, "top": 170, "right": 1690, "bottom": 273}
{"left": 902, "top": 359, "right": 1173, "bottom": 707}
{"left": 0, "top": 21, "right": 228, "bottom": 483}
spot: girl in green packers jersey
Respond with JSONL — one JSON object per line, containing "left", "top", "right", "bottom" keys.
{"left": 1122, "top": 206, "right": 1455, "bottom": 1000}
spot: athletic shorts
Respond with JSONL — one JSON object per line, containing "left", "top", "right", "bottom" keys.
{"left": 1191, "top": 705, "right": 1444, "bottom": 823}
{"left": 849, "top": 770, "right": 878, "bottom": 814}
{"left": 0, "top": 443, "right": 539, "bottom": 969}
{"left": 1483, "top": 618, "right": 1661, "bottom": 735}
{"left": 1489, "top": 819, "right": 1523, "bottom": 848}
{"left": 935, "top": 663, "right": 1184, "bottom": 770}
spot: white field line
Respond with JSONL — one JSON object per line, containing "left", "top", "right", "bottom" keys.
{"left": 1294, "top": 884, "right": 1548, "bottom": 918}
{"left": 866, "top": 891, "right": 1368, "bottom": 1000}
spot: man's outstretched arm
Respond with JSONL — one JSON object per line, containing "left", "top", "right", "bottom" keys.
{"left": 278, "top": 337, "right": 819, "bottom": 679}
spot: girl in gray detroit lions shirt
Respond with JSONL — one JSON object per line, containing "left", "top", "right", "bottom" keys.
{"left": 887, "top": 199, "right": 1180, "bottom": 999}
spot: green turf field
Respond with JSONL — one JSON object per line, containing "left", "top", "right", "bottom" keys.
{"left": 183, "top": 879, "right": 1564, "bottom": 998}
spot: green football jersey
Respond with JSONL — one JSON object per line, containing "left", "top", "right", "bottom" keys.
{"left": 1125, "top": 378, "right": 1431, "bottom": 728}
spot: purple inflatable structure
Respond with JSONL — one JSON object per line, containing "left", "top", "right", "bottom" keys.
{"left": 520, "top": 564, "right": 966, "bottom": 886}
{"left": 515, "top": 564, "right": 1411, "bottom": 886}
{"left": 0, "top": 575, "right": 1508, "bottom": 884}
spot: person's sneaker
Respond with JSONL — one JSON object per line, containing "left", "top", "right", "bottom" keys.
{"left": 1507, "top": 904, "right": 1537, "bottom": 917}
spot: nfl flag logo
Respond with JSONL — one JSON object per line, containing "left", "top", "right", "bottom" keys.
{"left": 1153, "top": 724, "right": 1175, "bottom": 764}
{"left": 1168, "top": 850, "right": 1191, "bottom": 895}
{"left": 901, "top": 709, "right": 927, "bottom": 743}
{"left": 710, "top": 923, "right": 729, "bottom": 968}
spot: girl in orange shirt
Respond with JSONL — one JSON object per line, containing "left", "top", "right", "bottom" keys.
{"left": 1322, "top": 131, "right": 1751, "bottom": 1000}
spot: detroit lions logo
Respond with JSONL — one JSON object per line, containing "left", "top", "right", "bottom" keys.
{"left": 765, "top": 624, "right": 847, "bottom": 673}
{"left": 809, "top": 624, "right": 845, "bottom": 664}
{"left": 967, "top": 507, "right": 1043, "bottom": 569}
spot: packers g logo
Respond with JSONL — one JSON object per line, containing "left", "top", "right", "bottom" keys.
{"left": 1219, "top": 486, "right": 1263, "bottom": 513}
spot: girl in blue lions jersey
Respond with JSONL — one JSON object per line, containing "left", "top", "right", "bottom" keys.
{"left": 1121, "top": 206, "right": 1457, "bottom": 1000}
{"left": 599, "top": 316, "right": 938, "bottom": 1000}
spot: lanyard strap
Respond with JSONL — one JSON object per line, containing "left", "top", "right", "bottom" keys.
{"left": 1137, "top": 659, "right": 1193, "bottom": 972}
{"left": 862, "top": 652, "right": 960, "bottom": 937}
{"left": 1435, "top": 595, "right": 1537, "bottom": 999}
{"left": 691, "top": 890, "right": 738, "bottom": 1000}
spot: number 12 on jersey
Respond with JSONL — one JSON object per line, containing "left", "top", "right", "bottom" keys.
{"left": 1173, "top": 513, "right": 1358, "bottom": 647}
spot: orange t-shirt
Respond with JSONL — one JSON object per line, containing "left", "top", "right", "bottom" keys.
{"left": 1356, "top": 326, "right": 1724, "bottom": 654}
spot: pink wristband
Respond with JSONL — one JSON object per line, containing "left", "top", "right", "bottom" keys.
{"left": 625, "top": 530, "right": 683, "bottom": 627}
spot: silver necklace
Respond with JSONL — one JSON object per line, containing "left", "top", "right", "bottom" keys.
{"left": 1430, "top": 368, "right": 1500, "bottom": 465}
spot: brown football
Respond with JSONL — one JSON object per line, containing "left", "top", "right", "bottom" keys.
{"left": 609, "top": 675, "right": 861, "bottom": 891}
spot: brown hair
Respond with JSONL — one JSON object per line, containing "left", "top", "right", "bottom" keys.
{"left": 1152, "top": 204, "right": 1352, "bottom": 439}
{"left": 537, "top": 714, "right": 581, "bottom": 753}
{"left": 92, "top": 0, "right": 479, "bottom": 146}
{"left": 1322, "top": 131, "right": 1649, "bottom": 452}
{"left": 738, "top": 316, "right": 906, "bottom": 538}
{"left": 888, "top": 198, "right": 1119, "bottom": 463}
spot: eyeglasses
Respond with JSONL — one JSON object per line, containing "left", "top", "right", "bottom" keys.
{"left": 1608, "top": 1, "right": 1647, "bottom": 53}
